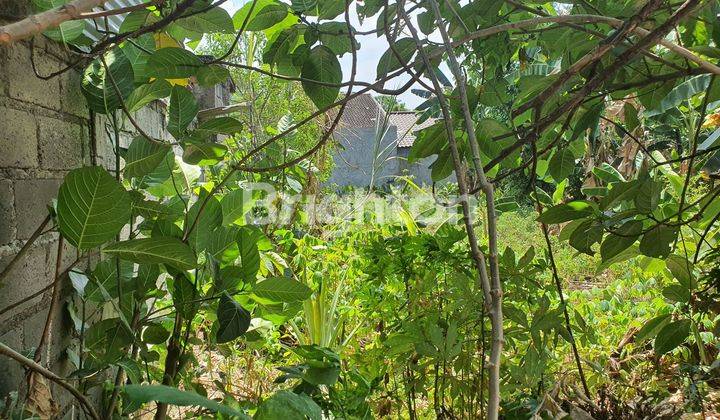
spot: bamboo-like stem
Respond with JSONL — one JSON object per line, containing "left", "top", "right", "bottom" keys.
{"left": 0, "top": 342, "right": 100, "bottom": 420}
{"left": 426, "top": 0, "right": 504, "bottom": 416}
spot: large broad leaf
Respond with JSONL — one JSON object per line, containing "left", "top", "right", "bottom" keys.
{"left": 409, "top": 122, "right": 446, "bottom": 161}
{"left": 187, "top": 193, "right": 223, "bottom": 252}
{"left": 196, "top": 64, "right": 231, "bottom": 87}
{"left": 221, "top": 188, "right": 254, "bottom": 225}
{"left": 146, "top": 47, "right": 204, "bottom": 79}
{"left": 254, "top": 390, "right": 322, "bottom": 420}
{"left": 548, "top": 149, "right": 576, "bottom": 182}
{"left": 237, "top": 227, "right": 261, "bottom": 283}
{"left": 318, "top": 22, "right": 356, "bottom": 56}
{"left": 124, "top": 136, "right": 171, "bottom": 178}
{"left": 654, "top": 319, "right": 691, "bottom": 355}
{"left": 103, "top": 237, "right": 196, "bottom": 270}
{"left": 182, "top": 141, "right": 227, "bottom": 165}
{"left": 175, "top": 7, "right": 234, "bottom": 34}
{"left": 646, "top": 75, "right": 712, "bottom": 116}
{"left": 85, "top": 318, "right": 133, "bottom": 363}
{"left": 81, "top": 49, "right": 135, "bottom": 114}
{"left": 85, "top": 259, "right": 134, "bottom": 303}
{"left": 126, "top": 79, "right": 172, "bottom": 112}
{"left": 536, "top": 201, "right": 594, "bottom": 224}
{"left": 252, "top": 277, "right": 312, "bottom": 302}
{"left": 120, "top": 33, "right": 155, "bottom": 84}
{"left": 666, "top": 254, "right": 695, "bottom": 288}
{"left": 216, "top": 292, "right": 252, "bottom": 343}
{"left": 57, "top": 167, "right": 131, "bottom": 249}
{"left": 198, "top": 117, "right": 244, "bottom": 135}
{"left": 247, "top": 2, "right": 288, "bottom": 30}
{"left": 377, "top": 38, "right": 416, "bottom": 77}
{"left": 635, "top": 313, "right": 671, "bottom": 342}
{"left": 639, "top": 224, "right": 677, "bottom": 258}
{"left": 168, "top": 85, "right": 199, "bottom": 138}
{"left": 301, "top": 46, "right": 342, "bottom": 110}
{"left": 123, "top": 385, "right": 248, "bottom": 418}
{"left": 600, "top": 220, "right": 643, "bottom": 261}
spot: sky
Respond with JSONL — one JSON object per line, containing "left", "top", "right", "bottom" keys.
{"left": 223, "top": 0, "right": 428, "bottom": 109}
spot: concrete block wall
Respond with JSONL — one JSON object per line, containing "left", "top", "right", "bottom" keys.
{"left": 0, "top": 5, "right": 170, "bottom": 412}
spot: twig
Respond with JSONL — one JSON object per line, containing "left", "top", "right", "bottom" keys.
{"left": 33, "top": 237, "right": 64, "bottom": 364}
{"left": 78, "top": 1, "right": 159, "bottom": 19}
{"left": 0, "top": 341, "right": 100, "bottom": 420}
{"left": 0, "top": 215, "right": 51, "bottom": 287}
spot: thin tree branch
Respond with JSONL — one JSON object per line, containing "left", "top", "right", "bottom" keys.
{"left": 0, "top": 341, "right": 100, "bottom": 420}
{"left": 0, "top": 215, "right": 51, "bottom": 287}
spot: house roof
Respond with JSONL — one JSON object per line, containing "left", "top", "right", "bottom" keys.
{"left": 390, "top": 111, "right": 437, "bottom": 148}
{"left": 335, "top": 95, "right": 437, "bottom": 148}
{"left": 339, "top": 94, "right": 386, "bottom": 129}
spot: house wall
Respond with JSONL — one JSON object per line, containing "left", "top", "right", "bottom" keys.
{"left": 326, "top": 126, "right": 400, "bottom": 188}
{"left": 0, "top": 3, "right": 227, "bottom": 413}
{"left": 396, "top": 148, "right": 436, "bottom": 186}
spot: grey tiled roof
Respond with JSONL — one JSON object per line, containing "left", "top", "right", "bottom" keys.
{"left": 339, "top": 94, "right": 386, "bottom": 129}
{"left": 390, "top": 111, "right": 437, "bottom": 148}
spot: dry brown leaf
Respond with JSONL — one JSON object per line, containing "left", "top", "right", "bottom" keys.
{"left": 25, "top": 373, "right": 59, "bottom": 419}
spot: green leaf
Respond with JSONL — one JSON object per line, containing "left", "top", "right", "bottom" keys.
{"left": 247, "top": 2, "right": 288, "bottom": 30}
{"left": 146, "top": 48, "right": 203, "bottom": 79}
{"left": 119, "top": 10, "right": 156, "bottom": 33}
{"left": 196, "top": 65, "right": 231, "bottom": 87}
{"left": 569, "top": 220, "right": 603, "bottom": 255}
{"left": 646, "top": 75, "right": 712, "bottom": 116}
{"left": 182, "top": 141, "right": 228, "bottom": 165}
{"left": 126, "top": 79, "right": 172, "bottom": 112}
{"left": 123, "top": 385, "right": 248, "bottom": 418}
{"left": 654, "top": 319, "right": 690, "bottom": 355}
{"left": 44, "top": 20, "right": 84, "bottom": 43}
{"left": 85, "top": 318, "right": 133, "bottom": 362}
{"left": 85, "top": 259, "right": 133, "bottom": 303}
{"left": 639, "top": 224, "right": 677, "bottom": 258}
{"left": 253, "top": 277, "right": 312, "bottom": 302}
{"left": 635, "top": 313, "right": 671, "bottom": 342}
{"left": 623, "top": 102, "right": 640, "bottom": 132}
{"left": 103, "top": 237, "right": 197, "bottom": 271}
{"left": 124, "top": 136, "right": 171, "bottom": 178}
{"left": 81, "top": 49, "right": 135, "bottom": 114}
{"left": 172, "top": 274, "right": 198, "bottom": 318}
{"left": 175, "top": 7, "right": 234, "bottom": 34}
{"left": 548, "top": 149, "right": 576, "bottom": 182}
{"left": 198, "top": 117, "right": 244, "bottom": 135}
{"left": 221, "top": 189, "right": 253, "bottom": 225}
{"left": 377, "top": 38, "right": 416, "bottom": 77}
{"left": 237, "top": 227, "right": 261, "bottom": 283}
{"left": 57, "top": 167, "right": 131, "bottom": 249}
{"left": 207, "top": 227, "right": 240, "bottom": 264}
{"left": 600, "top": 220, "right": 642, "bottom": 261}
{"left": 254, "top": 390, "right": 322, "bottom": 420}
{"left": 317, "top": 0, "right": 345, "bottom": 19}
{"left": 120, "top": 34, "right": 155, "bottom": 84}
{"left": 318, "top": 22, "right": 356, "bottom": 56}
{"left": 143, "top": 323, "right": 171, "bottom": 344}
{"left": 662, "top": 284, "right": 691, "bottom": 303}
{"left": 408, "top": 122, "right": 446, "bottom": 161}
{"left": 301, "top": 46, "right": 342, "bottom": 110}
{"left": 634, "top": 179, "right": 662, "bottom": 213}
{"left": 168, "top": 85, "right": 199, "bottom": 138}
{"left": 536, "top": 201, "right": 595, "bottom": 224}
{"left": 187, "top": 193, "right": 223, "bottom": 252}
{"left": 665, "top": 254, "right": 694, "bottom": 289}
{"left": 216, "top": 292, "right": 251, "bottom": 343}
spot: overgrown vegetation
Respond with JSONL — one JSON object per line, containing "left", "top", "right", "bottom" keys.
{"left": 1, "top": 0, "right": 720, "bottom": 418}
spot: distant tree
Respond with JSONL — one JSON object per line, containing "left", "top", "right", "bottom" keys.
{"left": 375, "top": 95, "right": 408, "bottom": 112}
